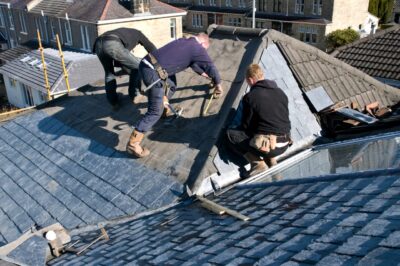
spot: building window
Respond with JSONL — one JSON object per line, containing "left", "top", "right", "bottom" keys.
{"left": 239, "top": 0, "right": 246, "bottom": 8}
{"left": 258, "top": 0, "right": 266, "bottom": 12}
{"left": 299, "top": 26, "right": 317, "bottom": 44}
{"left": 210, "top": 0, "right": 216, "bottom": 6}
{"left": 256, "top": 21, "right": 265, "bottom": 28}
{"left": 50, "top": 20, "right": 57, "bottom": 40}
{"left": 170, "top": 18, "right": 176, "bottom": 39}
{"left": 273, "top": 0, "right": 282, "bottom": 12}
{"left": 228, "top": 17, "right": 241, "bottom": 26}
{"left": 22, "top": 84, "right": 34, "bottom": 106}
{"left": 226, "top": 0, "right": 232, "bottom": 7}
{"left": 9, "top": 77, "right": 17, "bottom": 87}
{"left": 198, "top": 0, "right": 205, "bottom": 5}
{"left": 64, "top": 20, "right": 72, "bottom": 45}
{"left": 80, "top": 25, "right": 90, "bottom": 51}
{"left": 0, "top": 8, "right": 5, "bottom": 27}
{"left": 19, "top": 12, "right": 27, "bottom": 33}
{"left": 35, "top": 17, "right": 49, "bottom": 42}
{"left": 39, "top": 91, "right": 47, "bottom": 103}
{"left": 192, "top": 14, "right": 203, "bottom": 28}
{"left": 312, "top": 0, "right": 322, "bottom": 15}
{"left": 8, "top": 9, "right": 14, "bottom": 30}
{"left": 9, "top": 37, "right": 16, "bottom": 48}
{"left": 295, "top": 0, "right": 304, "bottom": 14}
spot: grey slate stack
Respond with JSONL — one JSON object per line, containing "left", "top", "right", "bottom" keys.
{"left": 0, "top": 111, "right": 182, "bottom": 244}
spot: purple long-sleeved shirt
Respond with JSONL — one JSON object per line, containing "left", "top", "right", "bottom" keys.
{"left": 147, "top": 37, "right": 221, "bottom": 84}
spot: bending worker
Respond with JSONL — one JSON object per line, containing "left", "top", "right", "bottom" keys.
{"left": 126, "top": 33, "right": 223, "bottom": 157}
{"left": 227, "top": 64, "right": 292, "bottom": 178}
{"left": 94, "top": 28, "right": 156, "bottom": 108}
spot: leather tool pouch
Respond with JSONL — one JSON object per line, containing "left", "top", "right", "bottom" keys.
{"left": 250, "top": 134, "right": 277, "bottom": 153}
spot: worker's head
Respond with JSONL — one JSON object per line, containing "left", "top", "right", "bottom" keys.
{"left": 197, "top": 33, "right": 210, "bottom": 49}
{"left": 246, "top": 64, "right": 264, "bottom": 86}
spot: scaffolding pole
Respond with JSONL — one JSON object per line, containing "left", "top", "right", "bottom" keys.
{"left": 37, "top": 30, "right": 51, "bottom": 101}
{"left": 56, "top": 34, "right": 71, "bottom": 93}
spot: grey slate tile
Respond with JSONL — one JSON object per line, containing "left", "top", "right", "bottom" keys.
{"left": 358, "top": 247, "right": 400, "bottom": 266}
{"left": 335, "top": 235, "right": 382, "bottom": 256}
{"left": 379, "top": 231, "right": 400, "bottom": 248}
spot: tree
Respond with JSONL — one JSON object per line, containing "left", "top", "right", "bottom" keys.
{"left": 369, "top": 0, "right": 395, "bottom": 24}
{"left": 326, "top": 28, "right": 360, "bottom": 50}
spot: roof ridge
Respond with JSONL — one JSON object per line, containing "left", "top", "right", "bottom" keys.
{"left": 100, "top": 0, "right": 112, "bottom": 20}
{"left": 152, "top": 0, "right": 186, "bottom": 13}
{"left": 331, "top": 25, "right": 400, "bottom": 56}
{"left": 236, "top": 167, "right": 400, "bottom": 190}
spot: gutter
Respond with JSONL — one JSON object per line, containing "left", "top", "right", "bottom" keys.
{"left": 96, "top": 12, "right": 187, "bottom": 25}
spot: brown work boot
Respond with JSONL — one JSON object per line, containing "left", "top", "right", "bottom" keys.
{"left": 243, "top": 152, "right": 267, "bottom": 178}
{"left": 264, "top": 157, "right": 277, "bottom": 168}
{"left": 126, "top": 130, "right": 150, "bottom": 158}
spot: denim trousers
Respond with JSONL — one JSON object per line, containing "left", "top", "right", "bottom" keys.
{"left": 134, "top": 62, "right": 177, "bottom": 133}
{"left": 95, "top": 38, "right": 141, "bottom": 105}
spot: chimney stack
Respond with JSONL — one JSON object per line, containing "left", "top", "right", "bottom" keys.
{"left": 119, "top": 0, "right": 150, "bottom": 15}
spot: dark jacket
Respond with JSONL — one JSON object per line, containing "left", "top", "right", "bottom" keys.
{"left": 145, "top": 37, "right": 221, "bottom": 84}
{"left": 100, "top": 28, "right": 156, "bottom": 52}
{"left": 242, "top": 79, "right": 291, "bottom": 136}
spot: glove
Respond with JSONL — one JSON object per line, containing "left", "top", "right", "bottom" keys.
{"left": 213, "top": 84, "right": 223, "bottom": 99}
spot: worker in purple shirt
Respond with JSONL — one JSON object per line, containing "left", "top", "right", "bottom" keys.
{"left": 125, "top": 33, "right": 223, "bottom": 158}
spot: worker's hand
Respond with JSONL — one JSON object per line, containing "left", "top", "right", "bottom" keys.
{"left": 201, "top": 72, "right": 210, "bottom": 79}
{"left": 213, "top": 84, "right": 223, "bottom": 99}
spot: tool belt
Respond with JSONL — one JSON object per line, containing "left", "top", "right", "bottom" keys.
{"left": 148, "top": 53, "right": 170, "bottom": 96}
{"left": 250, "top": 133, "right": 293, "bottom": 154}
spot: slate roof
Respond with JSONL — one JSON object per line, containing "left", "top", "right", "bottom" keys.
{"left": 271, "top": 30, "right": 400, "bottom": 110}
{"left": 0, "top": 48, "right": 103, "bottom": 95}
{"left": 0, "top": 110, "right": 182, "bottom": 246}
{"left": 30, "top": 0, "right": 74, "bottom": 17}
{"left": 47, "top": 133, "right": 400, "bottom": 265}
{"left": 0, "top": 46, "right": 33, "bottom": 64}
{"left": 332, "top": 26, "right": 400, "bottom": 85}
{"left": 248, "top": 12, "right": 331, "bottom": 25}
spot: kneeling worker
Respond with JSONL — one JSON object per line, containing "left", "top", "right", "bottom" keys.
{"left": 227, "top": 63, "right": 292, "bottom": 178}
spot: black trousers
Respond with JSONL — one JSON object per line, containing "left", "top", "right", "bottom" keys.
{"left": 226, "top": 128, "right": 289, "bottom": 159}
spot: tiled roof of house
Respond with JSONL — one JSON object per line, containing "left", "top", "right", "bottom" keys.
{"left": 0, "top": 48, "right": 103, "bottom": 95}
{"left": 47, "top": 133, "right": 400, "bottom": 265}
{"left": 270, "top": 29, "right": 400, "bottom": 110}
{"left": 332, "top": 26, "right": 400, "bottom": 84}
{"left": 0, "top": 45, "right": 33, "bottom": 64}
{"left": 30, "top": 0, "right": 75, "bottom": 17}
{"left": 0, "top": 110, "right": 182, "bottom": 246}
{"left": 1, "top": 25, "right": 400, "bottom": 265}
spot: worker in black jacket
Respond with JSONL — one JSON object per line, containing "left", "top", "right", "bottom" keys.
{"left": 94, "top": 28, "right": 157, "bottom": 108}
{"left": 227, "top": 63, "right": 291, "bottom": 178}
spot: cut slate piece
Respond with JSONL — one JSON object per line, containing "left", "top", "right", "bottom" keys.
{"left": 305, "top": 86, "right": 334, "bottom": 112}
{"left": 337, "top": 108, "right": 378, "bottom": 124}
{"left": 7, "top": 236, "right": 48, "bottom": 266}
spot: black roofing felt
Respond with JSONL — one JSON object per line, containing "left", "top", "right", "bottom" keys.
{"left": 332, "top": 26, "right": 400, "bottom": 82}
{"left": 49, "top": 165, "right": 400, "bottom": 265}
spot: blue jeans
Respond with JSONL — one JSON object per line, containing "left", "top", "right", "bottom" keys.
{"left": 135, "top": 62, "right": 177, "bottom": 132}
{"left": 95, "top": 38, "right": 141, "bottom": 105}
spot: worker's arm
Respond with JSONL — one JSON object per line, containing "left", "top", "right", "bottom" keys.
{"left": 241, "top": 95, "right": 253, "bottom": 130}
{"left": 138, "top": 32, "right": 157, "bottom": 53}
